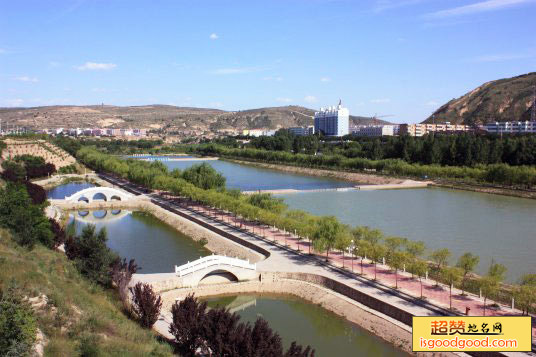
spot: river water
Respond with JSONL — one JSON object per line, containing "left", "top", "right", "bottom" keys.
{"left": 68, "top": 209, "right": 209, "bottom": 274}
{"left": 61, "top": 204, "right": 404, "bottom": 356}
{"left": 204, "top": 294, "right": 404, "bottom": 357}
{"left": 159, "top": 158, "right": 536, "bottom": 281}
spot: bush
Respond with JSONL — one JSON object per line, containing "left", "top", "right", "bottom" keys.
{"left": 181, "top": 163, "right": 226, "bottom": 190}
{"left": 64, "top": 225, "right": 118, "bottom": 286}
{"left": 129, "top": 282, "right": 161, "bottom": 328}
{"left": 0, "top": 282, "right": 37, "bottom": 356}
{"left": 24, "top": 181, "right": 47, "bottom": 205}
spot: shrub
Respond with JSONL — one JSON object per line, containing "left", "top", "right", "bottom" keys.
{"left": 64, "top": 225, "right": 118, "bottom": 286}
{"left": 0, "top": 282, "right": 37, "bottom": 356}
{"left": 128, "top": 282, "right": 161, "bottom": 328}
{"left": 112, "top": 258, "right": 139, "bottom": 307}
{"left": 169, "top": 294, "right": 208, "bottom": 355}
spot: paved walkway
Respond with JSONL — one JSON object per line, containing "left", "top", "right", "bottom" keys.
{"left": 99, "top": 173, "right": 536, "bottom": 346}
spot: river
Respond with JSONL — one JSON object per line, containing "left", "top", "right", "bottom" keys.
{"left": 58, "top": 203, "right": 404, "bottom": 356}
{"left": 159, "top": 158, "right": 536, "bottom": 281}
{"left": 204, "top": 294, "right": 405, "bottom": 357}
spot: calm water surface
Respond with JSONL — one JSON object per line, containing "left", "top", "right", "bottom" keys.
{"left": 162, "top": 159, "right": 352, "bottom": 191}
{"left": 69, "top": 210, "right": 209, "bottom": 273}
{"left": 204, "top": 294, "right": 405, "bottom": 357}
{"left": 47, "top": 182, "right": 96, "bottom": 199}
{"left": 278, "top": 188, "right": 536, "bottom": 281}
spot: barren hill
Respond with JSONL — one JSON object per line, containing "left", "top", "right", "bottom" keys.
{"left": 0, "top": 104, "right": 389, "bottom": 134}
{"left": 424, "top": 72, "right": 536, "bottom": 125}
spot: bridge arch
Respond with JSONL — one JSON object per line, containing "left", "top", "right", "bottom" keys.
{"left": 198, "top": 269, "right": 239, "bottom": 285}
{"left": 65, "top": 187, "right": 134, "bottom": 203}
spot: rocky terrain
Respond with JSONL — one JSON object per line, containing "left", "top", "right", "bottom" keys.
{"left": 425, "top": 72, "right": 536, "bottom": 125}
{"left": 0, "top": 105, "right": 388, "bottom": 134}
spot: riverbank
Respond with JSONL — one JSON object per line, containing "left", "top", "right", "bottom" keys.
{"left": 227, "top": 158, "right": 536, "bottom": 199}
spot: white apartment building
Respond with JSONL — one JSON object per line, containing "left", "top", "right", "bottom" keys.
{"left": 314, "top": 101, "right": 349, "bottom": 137}
{"left": 482, "top": 121, "right": 536, "bottom": 134}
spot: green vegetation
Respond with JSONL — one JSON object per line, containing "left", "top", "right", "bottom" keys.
{"left": 181, "top": 162, "right": 226, "bottom": 190}
{"left": 65, "top": 142, "right": 534, "bottom": 311}
{"left": 190, "top": 142, "right": 536, "bottom": 188}
{"left": 0, "top": 281, "right": 37, "bottom": 356}
{"left": 0, "top": 229, "right": 173, "bottom": 355}
{"left": 54, "top": 137, "right": 163, "bottom": 155}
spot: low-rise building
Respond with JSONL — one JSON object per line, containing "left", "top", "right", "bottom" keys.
{"left": 481, "top": 121, "right": 536, "bottom": 134}
{"left": 351, "top": 125, "right": 396, "bottom": 137}
{"left": 399, "top": 123, "right": 471, "bottom": 136}
{"left": 288, "top": 126, "right": 315, "bottom": 136}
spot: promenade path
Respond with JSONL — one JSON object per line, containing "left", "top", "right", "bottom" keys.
{"left": 98, "top": 173, "right": 536, "bottom": 347}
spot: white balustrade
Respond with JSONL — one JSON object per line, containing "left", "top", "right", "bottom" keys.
{"left": 175, "top": 254, "right": 256, "bottom": 277}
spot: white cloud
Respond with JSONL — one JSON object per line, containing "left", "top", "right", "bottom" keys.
{"left": 425, "top": 100, "right": 439, "bottom": 106}
{"left": 425, "top": 0, "right": 534, "bottom": 18}
{"left": 370, "top": 98, "right": 391, "bottom": 103}
{"left": 75, "top": 62, "right": 117, "bottom": 71}
{"left": 15, "top": 76, "right": 38, "bottom": 83}
{"left": 304, "top": 95, "right": 317, "bottom": 103}
{"left": 2, "top": 99, "right": 24, "bottom": 107}
{"left": 276, "top": 97, "right": 293, "bottom": 103}
{"left": 320, "top": 77, "right": 331, "bottom": 82}
{"left": 209, "top": 33, "right": 219, "bottom": 40}
{"left": 262, "top": 76, "right": 283, "bottom": 81}
{"left": 468, "top": 53, "right": 531, "bottom": 62}
{"left": 210, "top": 66, "right": 267, "bottom": 75}
{"left": 209, "top": 101, "right": 224, "bottom": 107}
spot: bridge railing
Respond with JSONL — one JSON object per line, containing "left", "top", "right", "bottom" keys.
{"left": 175, "top": 254, "right": 256, "bottom": 277}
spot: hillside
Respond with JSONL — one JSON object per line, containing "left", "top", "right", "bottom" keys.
{"left": 424, "top": 72, "right": 536, "bottom": 125}
{"left": 0, "top": 104, "right": 389, "bottom": 134}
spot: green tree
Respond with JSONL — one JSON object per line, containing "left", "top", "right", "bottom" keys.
{"left": 311, "top": 216, "right": 346, "bottom": 262}
{"left": 181, "top": 163, "right": 226, "bottom": 190}
{"left": 430, "top": 248, "right": 451, "bottom": 270}
{"left": 389, "top": 251, "right": 408, "bottom": 289}
{"left": 412, "top": 260, "right": 428, "bottom": 299}
{"left": 65, "top": 225, "right": 118, "bottom": 286}
{"left": 369, "top": 244, "right": 387, "bottom": 280}
{"left": 487, "top": 259, "right": 507, "bottom": 281}
{"left": 440, "top": 267, "right": 462, "bottom": 310}
{"left": 480, "top": 276, "right": 499, "bottom": 316}
{"left": 515, "top": 274, "right": 536, "bottom": 315}
{"left": 456, "top": 252, "right": 480, "bottom": 295}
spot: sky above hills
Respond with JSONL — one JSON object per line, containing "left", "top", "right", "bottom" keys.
{"left": 1, "top": 0, "right": 535, "bottom": 123}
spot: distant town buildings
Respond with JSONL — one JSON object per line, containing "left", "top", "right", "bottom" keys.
{"left": 481, "top": 121, "right": 536, "bottom": 134}
{"left": 39, "top": 128, "right": 148, "bottom": 137}
{"left": 314, "top": 101, "right": 349, "bottom": 137}
{"left": 288, "top": 126, "right": 315, "bottom": 136}
{"left": 399, "top": 123, "right": 471, "bottom": 137}
{"left": 242, "top": 129, "right": 276, "bottom": 137}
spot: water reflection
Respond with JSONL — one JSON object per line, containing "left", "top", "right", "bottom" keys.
{"left": 204, "top": 294, "right": 405, "bottom": 357}
{"left": 70, "top": 210, "right": 209, "bottom": 273}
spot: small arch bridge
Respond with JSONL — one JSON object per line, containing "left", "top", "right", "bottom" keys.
{"left": 175, "top": 255, "right": 258, "bottom": 287}
{"left": 65, "top": 187, "right": 134, "bottom": 203}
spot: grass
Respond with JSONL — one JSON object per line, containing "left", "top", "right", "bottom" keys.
{"left": 0, "top": 229, "right": 174, "bottom": 356}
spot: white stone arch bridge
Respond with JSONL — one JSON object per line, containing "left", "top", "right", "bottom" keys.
{"left": 175, "top": 254, "right": 258, "bottom": 287}
{"left": 65, "top": 187, "right": 134, "bottom": 203}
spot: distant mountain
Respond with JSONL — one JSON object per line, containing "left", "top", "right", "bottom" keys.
{"left": 0, "top": 104, "right": 390, "bottom": 134}
{"left": 424, "top": 72, "right": 536, "bottom": 125}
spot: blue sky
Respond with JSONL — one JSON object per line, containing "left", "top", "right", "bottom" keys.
{"left": 1, "top": 0, "right": 535, "bottom": 123}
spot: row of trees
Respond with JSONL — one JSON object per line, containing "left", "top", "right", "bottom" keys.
{"left": 2, "top": 155, "right": 56, "bottom": 182}
{"left": 169, "top": 294, "right": 314, "bottom": 356}
{"left": 191, "top": 144, "right": 536, "bottom": 188}
{"left": 72, "top": 145, "right": 536, "bottom": 314}
{"left": 244, "top": 131, "right": 536, "bottom": 167}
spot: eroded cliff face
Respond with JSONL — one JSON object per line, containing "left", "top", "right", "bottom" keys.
{"left": 425, "top": 72, "right": 536, "bottom": 125}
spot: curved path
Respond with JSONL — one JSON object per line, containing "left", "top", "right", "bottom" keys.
{"left": 99, "top": 173, "right": 536, "bottom": 351}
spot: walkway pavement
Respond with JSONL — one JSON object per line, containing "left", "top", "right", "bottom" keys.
{"left": 98, "top": 173, "right": 536, "bottom": 347}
